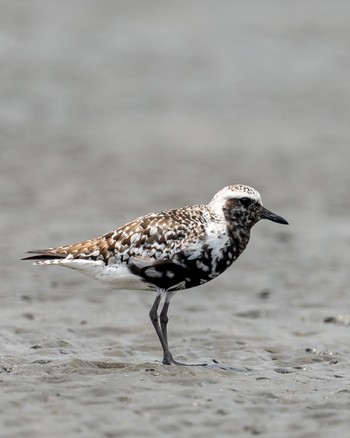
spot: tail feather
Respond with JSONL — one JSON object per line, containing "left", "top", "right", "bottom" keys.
{"left": 22, "top": 235, "right": 111, "bottom": 263}
{"left": 21, "top": 248, "right": 68, "bottom": 261}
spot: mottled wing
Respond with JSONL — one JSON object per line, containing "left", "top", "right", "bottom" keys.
{"left": 105, "top": 206, "right": 208, "bottom": 262}
{"left": 22, "top": 206, "right": 208, "bottom": 264}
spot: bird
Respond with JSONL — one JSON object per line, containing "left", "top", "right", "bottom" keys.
{"left": 22, "top": 184, "right": 288, "bottom": 366}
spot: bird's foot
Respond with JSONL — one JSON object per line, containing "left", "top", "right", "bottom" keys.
{"left": 162, "top": 352, "right": 207, "bottom": 367}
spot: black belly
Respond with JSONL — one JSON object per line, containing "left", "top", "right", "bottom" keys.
{"left": 127, "top": 248, "right": 236, "bottom": 291}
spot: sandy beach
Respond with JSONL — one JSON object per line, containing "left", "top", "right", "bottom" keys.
{"left": 1, "top": 1, "right": 350, "bottom": 437}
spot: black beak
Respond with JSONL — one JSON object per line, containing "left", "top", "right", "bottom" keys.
{"left": 260, "top": 206, "right": 289, "bottom": 225}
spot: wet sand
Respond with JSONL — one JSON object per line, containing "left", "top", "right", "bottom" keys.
{"left": 1, "top": 1, "right": 350, "bottom": 437}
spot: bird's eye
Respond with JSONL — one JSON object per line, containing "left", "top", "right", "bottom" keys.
{"left": 240, "top": 197, "right": 252, "bottom": 207}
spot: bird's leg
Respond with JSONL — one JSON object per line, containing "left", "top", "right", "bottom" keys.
{"left": 160, "top": 290, "right": 175, "bottom": 346}
{"left": 149, "top": 290, "right": 186, "bottom": 365}
{"left": 159, "top": 300, "right": 170, "bottom": 345}
{"left": 149, "top": 290, "right": 174, "bottom": 365}
{"left": 149, "top": 289, "right": 207, "bottom": 366}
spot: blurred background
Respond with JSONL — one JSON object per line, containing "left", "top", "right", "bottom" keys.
{"left": 2, "top": 0, "right": 349, "bottom": 302}
{"left": 1, "top": 1, "right": 350, "bottom": 437}
{"left": 2, "top": 1, "right": 349, "bottom": 232}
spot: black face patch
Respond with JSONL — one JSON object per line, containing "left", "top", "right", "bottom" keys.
{"left": 239, "top": 197, "right": 252, "bottom": 208}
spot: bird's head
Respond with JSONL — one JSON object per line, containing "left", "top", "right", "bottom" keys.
{"left": 209, "top": 184, "right": 289, "bottom": 228}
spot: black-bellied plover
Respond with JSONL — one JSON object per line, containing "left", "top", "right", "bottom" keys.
{"left": 22, "top": 184, "right": 288, "bottom": 365}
